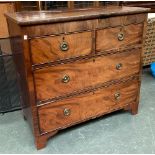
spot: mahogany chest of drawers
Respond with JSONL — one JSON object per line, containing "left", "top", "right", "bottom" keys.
{"left": 5, "top": 6, "right": 149, "bottom": 149}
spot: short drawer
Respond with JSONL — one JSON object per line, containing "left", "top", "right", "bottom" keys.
{"left": 30, "top": 31, "right": 92, "bottom": 64}
{"left": 96, "top": 24, "right": 143, "bottom": 52}
{"left": 34, "top": 48, "right": 141, "bottom": 102}
{"left": 38, "top": 79, "right": 139, "bottom": 133}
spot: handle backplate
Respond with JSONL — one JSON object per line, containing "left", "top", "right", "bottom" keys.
{"left": 64, "top": 108, "right": 71, "bottom": 116}
{"left": 60, "top": 41, "right": 69, "bottom": 51}
{"left": 62, "top": 75, "right": 70, "bottom": 83}
{"left": 118, "top": 32, "right": 124, "bottom": 41}
{"left": 114, "top": 92, "right": 121, "bottom": 100}
{"left": 116, "top": 63, "right": 123, "bottom": 70}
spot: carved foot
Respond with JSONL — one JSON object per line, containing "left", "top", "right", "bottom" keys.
{"left": 35, "top": 131, "right": 58, "bottom": 150}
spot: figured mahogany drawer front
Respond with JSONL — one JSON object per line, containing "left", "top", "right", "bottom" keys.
{"left": 30, "top": 31, "right": 92, "bottom": 64}
{"left": 34, "top": 48, "right": 141, "bottom": 102}
{"left": 38, "top": 80, "right": 138, "bottom": 133}
{"left": 96, "top": 24, "right": 143, "bottom": 52}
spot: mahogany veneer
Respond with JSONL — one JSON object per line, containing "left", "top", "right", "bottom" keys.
{"left": 5, "top": 6, "right": 149, "bottom": 149}
{"left": 34, "top": 48, "right": 141, "bottom": 101}
{"left": 31, "top": 31, "right": 92, "bottom": 64}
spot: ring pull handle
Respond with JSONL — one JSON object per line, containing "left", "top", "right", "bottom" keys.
{"left": 62, "top": 75, "right": 70, "bottom": 83}
{"left": 63, "top": 108, "right": 71, "bottom": 116}
{"left": 114, "top": 92, "right": 121, "bottom": 101}
{"left": 116, "top": 63, "right": 123, "bottom": 70}
{"left": 118, "top": 32, "right": 124, "bottom": 41}
{"left": 60, "top": 40, "right": 69, "bottom": 52}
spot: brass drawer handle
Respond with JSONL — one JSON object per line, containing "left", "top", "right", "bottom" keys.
{"left": 114, "top": 92, "right": 121, "bottom": 100}
{"left": 60, "top": 41, "right": 69, "bottom": 51}
{"left": 64, "top": 108, "right": 71, "bottom": 116}
{"left": 118, "top": 32, "right": 124, "bottom": 41}
{"left": 116, "top": 63, "right": 123, "bottom": 70}
{"left": 62, "top": 75, "right": 70, "bottom": 83}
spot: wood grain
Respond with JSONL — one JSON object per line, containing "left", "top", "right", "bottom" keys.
{"left": 96, "top": 24, "right": 143, "bottom": 52}
{"left": 0, "top": 2, "right": 15, "bottom": 38}
{"left": 30, "top": 31, "right": 92, "bottom": 64}
{"left": 34, "top": 48, "right": 141, "bottom": 101}
{"left": 5, "top": 6, "right": 150, "bottom": 26}
{"left": 22, "top": 14, "right": 146, "bottom": 38}
{"left": 5, "top": 7, "right": 148, "bottom": 150}
{"left": 38, "top": 79, "right": 139, "bottom": 133}
{"left": 130, "top": 14, "right": 148, "bottom": 115}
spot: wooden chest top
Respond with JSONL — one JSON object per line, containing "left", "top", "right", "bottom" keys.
{"left": 5, "top": 6, "right": 150, "bottom": 25}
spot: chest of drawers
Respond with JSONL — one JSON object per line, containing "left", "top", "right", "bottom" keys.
{"left": 5, "top": 6, "right": 149, "bottom": 149}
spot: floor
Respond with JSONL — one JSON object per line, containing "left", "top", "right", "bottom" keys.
{"left": 0, "top": 69, "right": 155, "bottom": 154}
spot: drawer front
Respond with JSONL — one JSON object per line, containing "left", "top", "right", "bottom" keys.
{"left": 38, "top": 80, "right": 139, "bottom": 133}
{"left": 30, "top": 31, "right": 92, "bottom": 64}
{"left": 34, "top": 48, "right": 141, "bottom": 102}
{"left": 96, "top": 24, "right": 143, "bottom": 52}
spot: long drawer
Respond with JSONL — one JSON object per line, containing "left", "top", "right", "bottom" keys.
{"left": 34, "top": 48, "right": 141, "bottom": 102}
{"left": 38, "top": 79, "right": 139, "bottom": 133}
